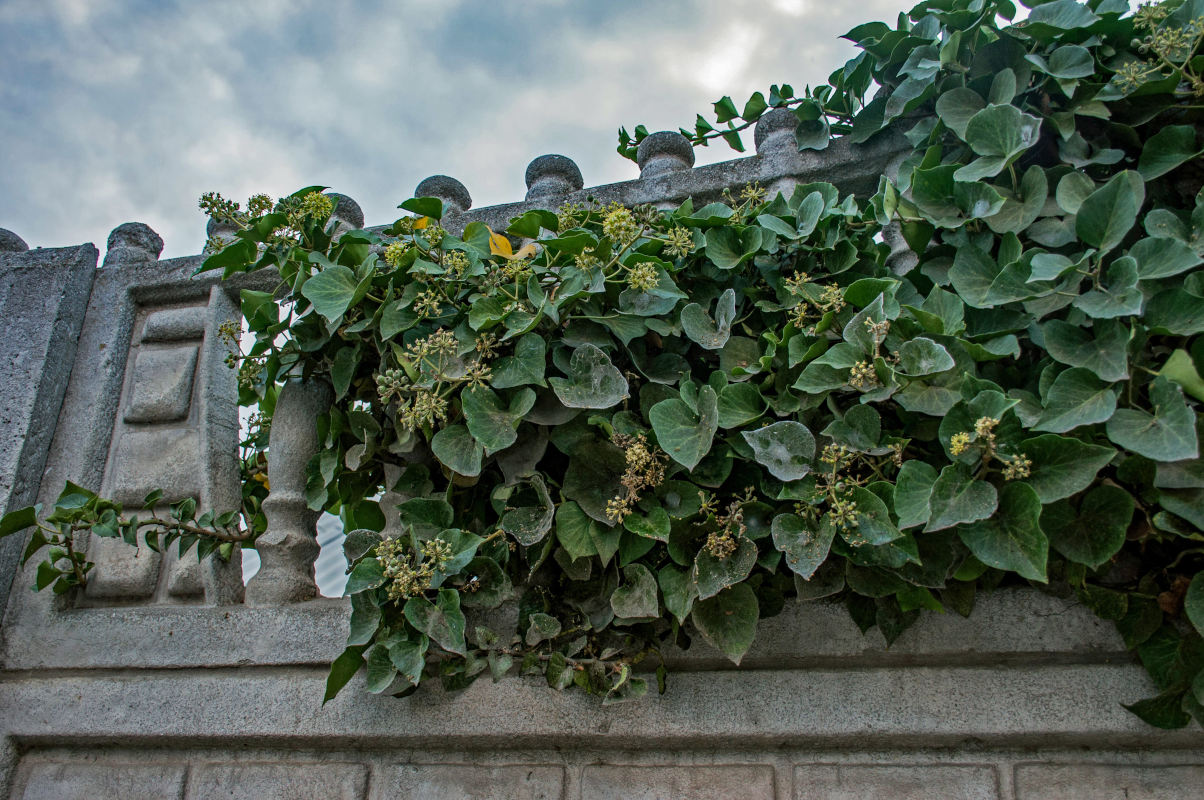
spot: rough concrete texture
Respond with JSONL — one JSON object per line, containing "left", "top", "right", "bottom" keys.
{"left": 0, "top": 229, "right": 29, "bottom": 253}
{"left": 3, "top": 133, "right": 1203, "bottom": 799}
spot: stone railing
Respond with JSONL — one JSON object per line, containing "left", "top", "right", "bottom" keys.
{"left": 1, "top": 124, "right": 1201, "bottom": 800}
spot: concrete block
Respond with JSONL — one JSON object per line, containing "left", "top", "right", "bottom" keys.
{"left": 123, "top": 344, "right": 198, "bottom": 423}
{"left": 21, "top": 761, "right": 185, "bottom": 800}
{"left": 142, "top": 307, "right": 207, "bottom": 341}
{"left": 581, "top": 764, "right": 774, "bottom": 800}
{"left": 109, "top": 428, "right": 201, "bottom": 504}
{"left": 793, "top": 764, "right": 998, "bottom": 799}
{"left": 83, "top": 533, "right": 162, "bottom": 600}
{"left": 376, "top": 764, "right": 564, "bottom": 800}
{"left": 1014, "top": 764, "right": 1204, "bottom": 799}
{"left": 186, "top": 762, "right": 367, "bottom": 800}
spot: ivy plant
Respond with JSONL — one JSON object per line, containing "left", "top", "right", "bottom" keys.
{"left": 3, "top": 0, "right": 1204, "bottom": 726}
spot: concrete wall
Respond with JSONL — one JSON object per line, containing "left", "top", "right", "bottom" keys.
{"left": 1, "top": 128, "right": 1201, "bottom": 799}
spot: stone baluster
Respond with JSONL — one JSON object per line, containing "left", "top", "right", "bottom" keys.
{"left": 0, "top": 227, "right": 29, "bottom": 253}
{"left": 636, "top": 132, "right": 695, "bottom": 210}
{"left": 414, "top": 175, "right": 472, "bottom": 217}
{"left": 102, "top": 222, "right": 163, "bottom": 268}
{"left": 326, "top": 192, "right": 364, "bottom": 240}
{"left": 203, "top": 216, "right": 238, "bottom": 256}
{"left": 524, "top": 155, "right": 583, "bottom": 202}
{"left": 245, "top": 378, "right": 333, "bottom": 605}
{"left": 755, "top": 108, "right": 802, "bottom": 199}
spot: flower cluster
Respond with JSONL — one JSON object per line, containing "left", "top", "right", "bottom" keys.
{"left": 626, "top": 262, "right": 660, "bottom": 292}
{"left": 664, "top": 227, "right": 695, "bottom": 258}
{"left": 605, "top": 433, "right": 667, "bottom": 523}
{"left": 377, "top": 536, "right": 453, "bottom": 603}
{"left": 602, "top": 203, "right": 640, "bottom": 243}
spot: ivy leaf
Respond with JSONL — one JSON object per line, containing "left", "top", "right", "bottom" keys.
{"left": 1123, "top": 691, "right": 1191, "bottom": 730}
{"left": 924, "top": 464, "right": 998, "bottom": 532}
{"left": 741, "top": 421, "right": 815, "bottom": 481}
{"left": 364, "top": 644, "right": 398, "bottom": 693}
{"left": 1130, "top": 235, "right": 1203, "bottom": 281}
{"left": 957, "top": 482, "right": 1048, "bottom": 582}
{"left": 549, "top": 344, "right": 629, "bottom": 409}
{"left": 954, "top": 103, "right": 1042, "bottom": 181}
{"left": 1137, "top": 125, "right": 1202, "bottom": 181}
{"left": 705, "top": 226, "right": 762, "bottom": 269}
{"left": 611, "top": 563, "right": 659, "bottom": 621}
{"left": 1033, "top": 368, "right": 1118, "bottom": 433}
{"left": 1106, "top": 377, "right": 1199, "bottom": 462}
{"left": 555, "top": 500, "right": 620, "bottom": 565}
{"left": 1017, "top": 435, "right": 1116, "bottom": 502}
{"left": 1186, "top": 574, "right": 1204, "bottom": 639}
{"left": 690, "top": 583, "right": 759, "bottom": 665}
{"left": 896, "top": 337, "right": 955, "bottom": 376}
{"left": 716, "top": 383, "right": 765, "bottom": 428}
{"left": 323, "top": 644, "right": 368, "bottom": 705}
{"left": 894, "top": 461, "right": 938, "bottom": 529}
{"left": 429, "top": 424, "right": 484, "bottom": 477}
{"left": 693, "top": 537, "right": 757, "bottom": 600}
{"left": 650, "top": 385, "right": 719, "bottom": 471}
{"left": 680, "top": 288, "right": 736, "bottom": 350}
{"left": 388, "top": 635, "right": 428, "bottom": 687}
{"left": 300, "top": 263, "right": 358, "bottom": 322}
{"left": 461, "top": 386, "right": 536, "bottom": 455}
{"left": 935, "top": 87, "right": 985, "bottom": 140}
{"left": 1075, "top": 170, "right": 1145, "bottom": 254}
{"left": 1073, "top": 257, "right": 1142, "bottom": 319}
{"left": 1043, "top": 485, "right": 1133, "bottom": 569}
{"left": 500, "top": 474, "right": 555, "bottom": 546}
{"left": 658, "top": 564, "right": 697, "bottom": 625}
{"left": 624, "top": 505, "right": 671, "bottom": 541}
{"left": 849, "top": 486, "right": 903, "bottom": 544}
{"left": 345, "top": 556, "right": 386, "bottom": 595}
{"left": 562, "top": 439, "right": 626, "bottom": 524}
{"left": 1042, "top": 318, "right": 1129, "bottom": 382}
{"left": 771, "top": 513, "right": 835, "bottom": 579}
{"left": 490, "top": 334, "right": 546, "bottom": 388}
{"left": 404, "top": 588, "right": 467, "bottom": 656}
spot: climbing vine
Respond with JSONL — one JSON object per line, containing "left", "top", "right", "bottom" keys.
{"left": 3, "top": 0, "right": 1204, "bottom": 725}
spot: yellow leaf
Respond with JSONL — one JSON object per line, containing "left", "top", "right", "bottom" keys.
{"left": 514, "top": 243, "right": 537, "bottom": 259}
{"left": 488, "top": 227, "right": 513, "bottom": 257}
{"left": 414, "top": 216, "right": 430, "bottom": 230}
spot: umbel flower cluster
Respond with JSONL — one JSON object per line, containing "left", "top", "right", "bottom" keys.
{"left": 3, "top": 0, "right": 1201, "bottom": 727}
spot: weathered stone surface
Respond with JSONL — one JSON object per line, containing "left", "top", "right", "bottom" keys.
{"left": 142, "top": 307, "right": 207, "bottom": 341}
{"left": 83, "top": 534, "right": 163, "bottom": 600}
{"left": 793, "top": 764, "right": 999, "bottom": 799}
{"left": 20, "top": 762, "right": 186, "bottom": 800}
{"left": 186, "top": 762, "right": 368, "bottom": 800}
{"left": 123, "top": 344, "right": 198, "bottom": 423}
{"left": 636, "top": 131, "right": 695, "bottom": 179}
{"left": 0, "top": 244, "right": 98, "bottom": 616}
{"left": 755, "top": 108, "right": 798, "bottom": 154}
{"left": 327, "top": 193, "right": 365, "bottom": 230}
{"left": 109, "top": 428, "right": 201, "bottom": 504}
{"left": 103, "top": 222, "right": 163, "bottom": 267}
{"left": 414, "top": 175, "right": 472, "bottom": 214}
{"left": 1014, "top": 764, "right": 1204, "bottom": 799}
{"left": 376, "top": 764, "right": 563, "bottom": 800}
{"left": 0, "top": 228, "right": 29, "bottom": 252}
{"left": 582, "top": 764, "right": 774, "bottom": 800}
{"left": 525, "top": 155, "right": 584, "bottom": 201}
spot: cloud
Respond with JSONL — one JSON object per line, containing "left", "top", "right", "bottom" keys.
{"left": 0, "top": 0, "right": 1036, "bottom": 258}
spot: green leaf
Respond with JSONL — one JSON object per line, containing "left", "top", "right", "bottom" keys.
{"left": 742, "top": 421, "right": 815, "bottom": 481}
{"left": 322, "top": 644, "right": 368, "bottom": 705}
{"left": 690, "top": 583, "right": 759, "bottom": 665}
{"left": 1024, "top": 0, "right": 1100, "bottom": 34}
{"left": 693, "top": 537, "right": 757, "bottom": 600}
{"left": 525, "top": 612, "right": 562, "bottom": 645}
{"left": 0, "top": 506, "right": 38, "bottom": 538}
{"left": 404, "top": 588, "right": 467, "bottom": 656}
{"left": 624, "top": 506, "right": 670, "bottom": 541}
{"left": 611, "top": 563, "right": 659, "bottom": 620}
{"left": 430, "top": 424, "right": 484, "bottom": 477}
{"left": 1123, "top": 691, "right": 1191, "bottom": 730}
{"left": 1042, "top": 319, "right": 1129, "bottom": 382}
{"left": 957, "top": 482, "right": 1048, "bottom": 582}
{"left": 772, "top": 513, "right": 835, "bottom": 580}
{"left": 549, "top": 344, "right": 629, "bottom": 409}
{"left": 705, "top": 226, "right": 761, "bottom": 269}
{"left": 935, "top": 87, "right": 985, "bottom": 140}
{"left": 364, "top": 644, "right": 398, "bottom": 693}
{"left": 896, "top": 338, "right": 955, "bottom": 376}
{"left": 1073, "top": 257, "right": 1142, "bottom": 319}
{"left": 300, "top": 263, "right": 358, "bottom": 322}
{"left": 659, "top": 564, "right": 697, "bottom": 625}
{"left": 1138, "top": 125, "right": 1201, "bottom": 181}
{"left": 1163, "top": 349, "right": 1204, "bottom": 403}
{"left": 1186, "top": 573, "right": 1204, "bottom": 638}
{"left": 954, "top": 104, "right": 1042, "bottom": 181}
{"left": 1130, "top": 236, "right": 1203, "bottom": 280}
{"left": 1043, "top": 485, "right": 1133, "bottom": 568}
{"left": 388, "top": 635, "right": 428, "bottom": 686}
{"left": 1034, "top": 368, "right": 1117, "bottom": 433}
{"left": 1044, "top": 44, "right": 1095, "bottom": 78}
{"left": 379, "top": 300, "right": 417, "bottom": 340}
{"left": 399, "top": 196, "right": 443, "bottom": 219}
{"left": 490, "top": 334, "right": 546, "bottom": 389}
{"left": 500, "top": 475, "right": 555, "bottom": 546}
{"left": 848, "top": 486, "right": 903, "bottom": 545}
{"left": 462, "top": 386, "right": 536, "bottom": 455}
{"left": 924, "top": 464, "right": 998, "bottom": 532}
{"left": 1075, "top": 170, "right": 1145, "bottom": 254}
{"left": 562, "top": 439, "right": 626, "bottom": 524}
{"left": 1056, "top": 171, "right": 1095, "bottom": 215}
{"left": 347, "top": 593, "right": 381, "bottom": 646}
{"left": 555, "top": 501, "right": 620, "bottom": 564}
{"left": 1106, "top": 377, "right": 1199, "bottom": 461}
{"left": 716, "top": 382, "right": 765, "bottom": 429}
{"left": 680, "top": 288, "right": 736, "bottom": 350}
{"left": 1017, "top": 435, "right": 1116, "bottom": 502}
{"left": 894, "top": 461, "right": 938, "bottom": 530}
{"left": 345, "top": 556, "right": 386, "bottom": 595}
{"left": 650, "top": 386, "right": 719, "bottom": 471}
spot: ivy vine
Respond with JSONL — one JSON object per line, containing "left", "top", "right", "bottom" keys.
{"left": 4, "top": 0, "right": 1204, "bottom": 726}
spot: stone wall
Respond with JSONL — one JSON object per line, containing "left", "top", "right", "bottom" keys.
{"left": 1, "top": 124, "right": 1201, "bottom": 799}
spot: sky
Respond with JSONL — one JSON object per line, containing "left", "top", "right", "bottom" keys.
{"left": 0, "top": 0, "right": 934, "bottom": 259}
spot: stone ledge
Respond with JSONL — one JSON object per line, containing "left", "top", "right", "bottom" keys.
{"left": 0, "top": 589, "right": 1125, "bottom": 672}
{"left": 1, "top": 663, "right": 1196, "bottom": 748}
